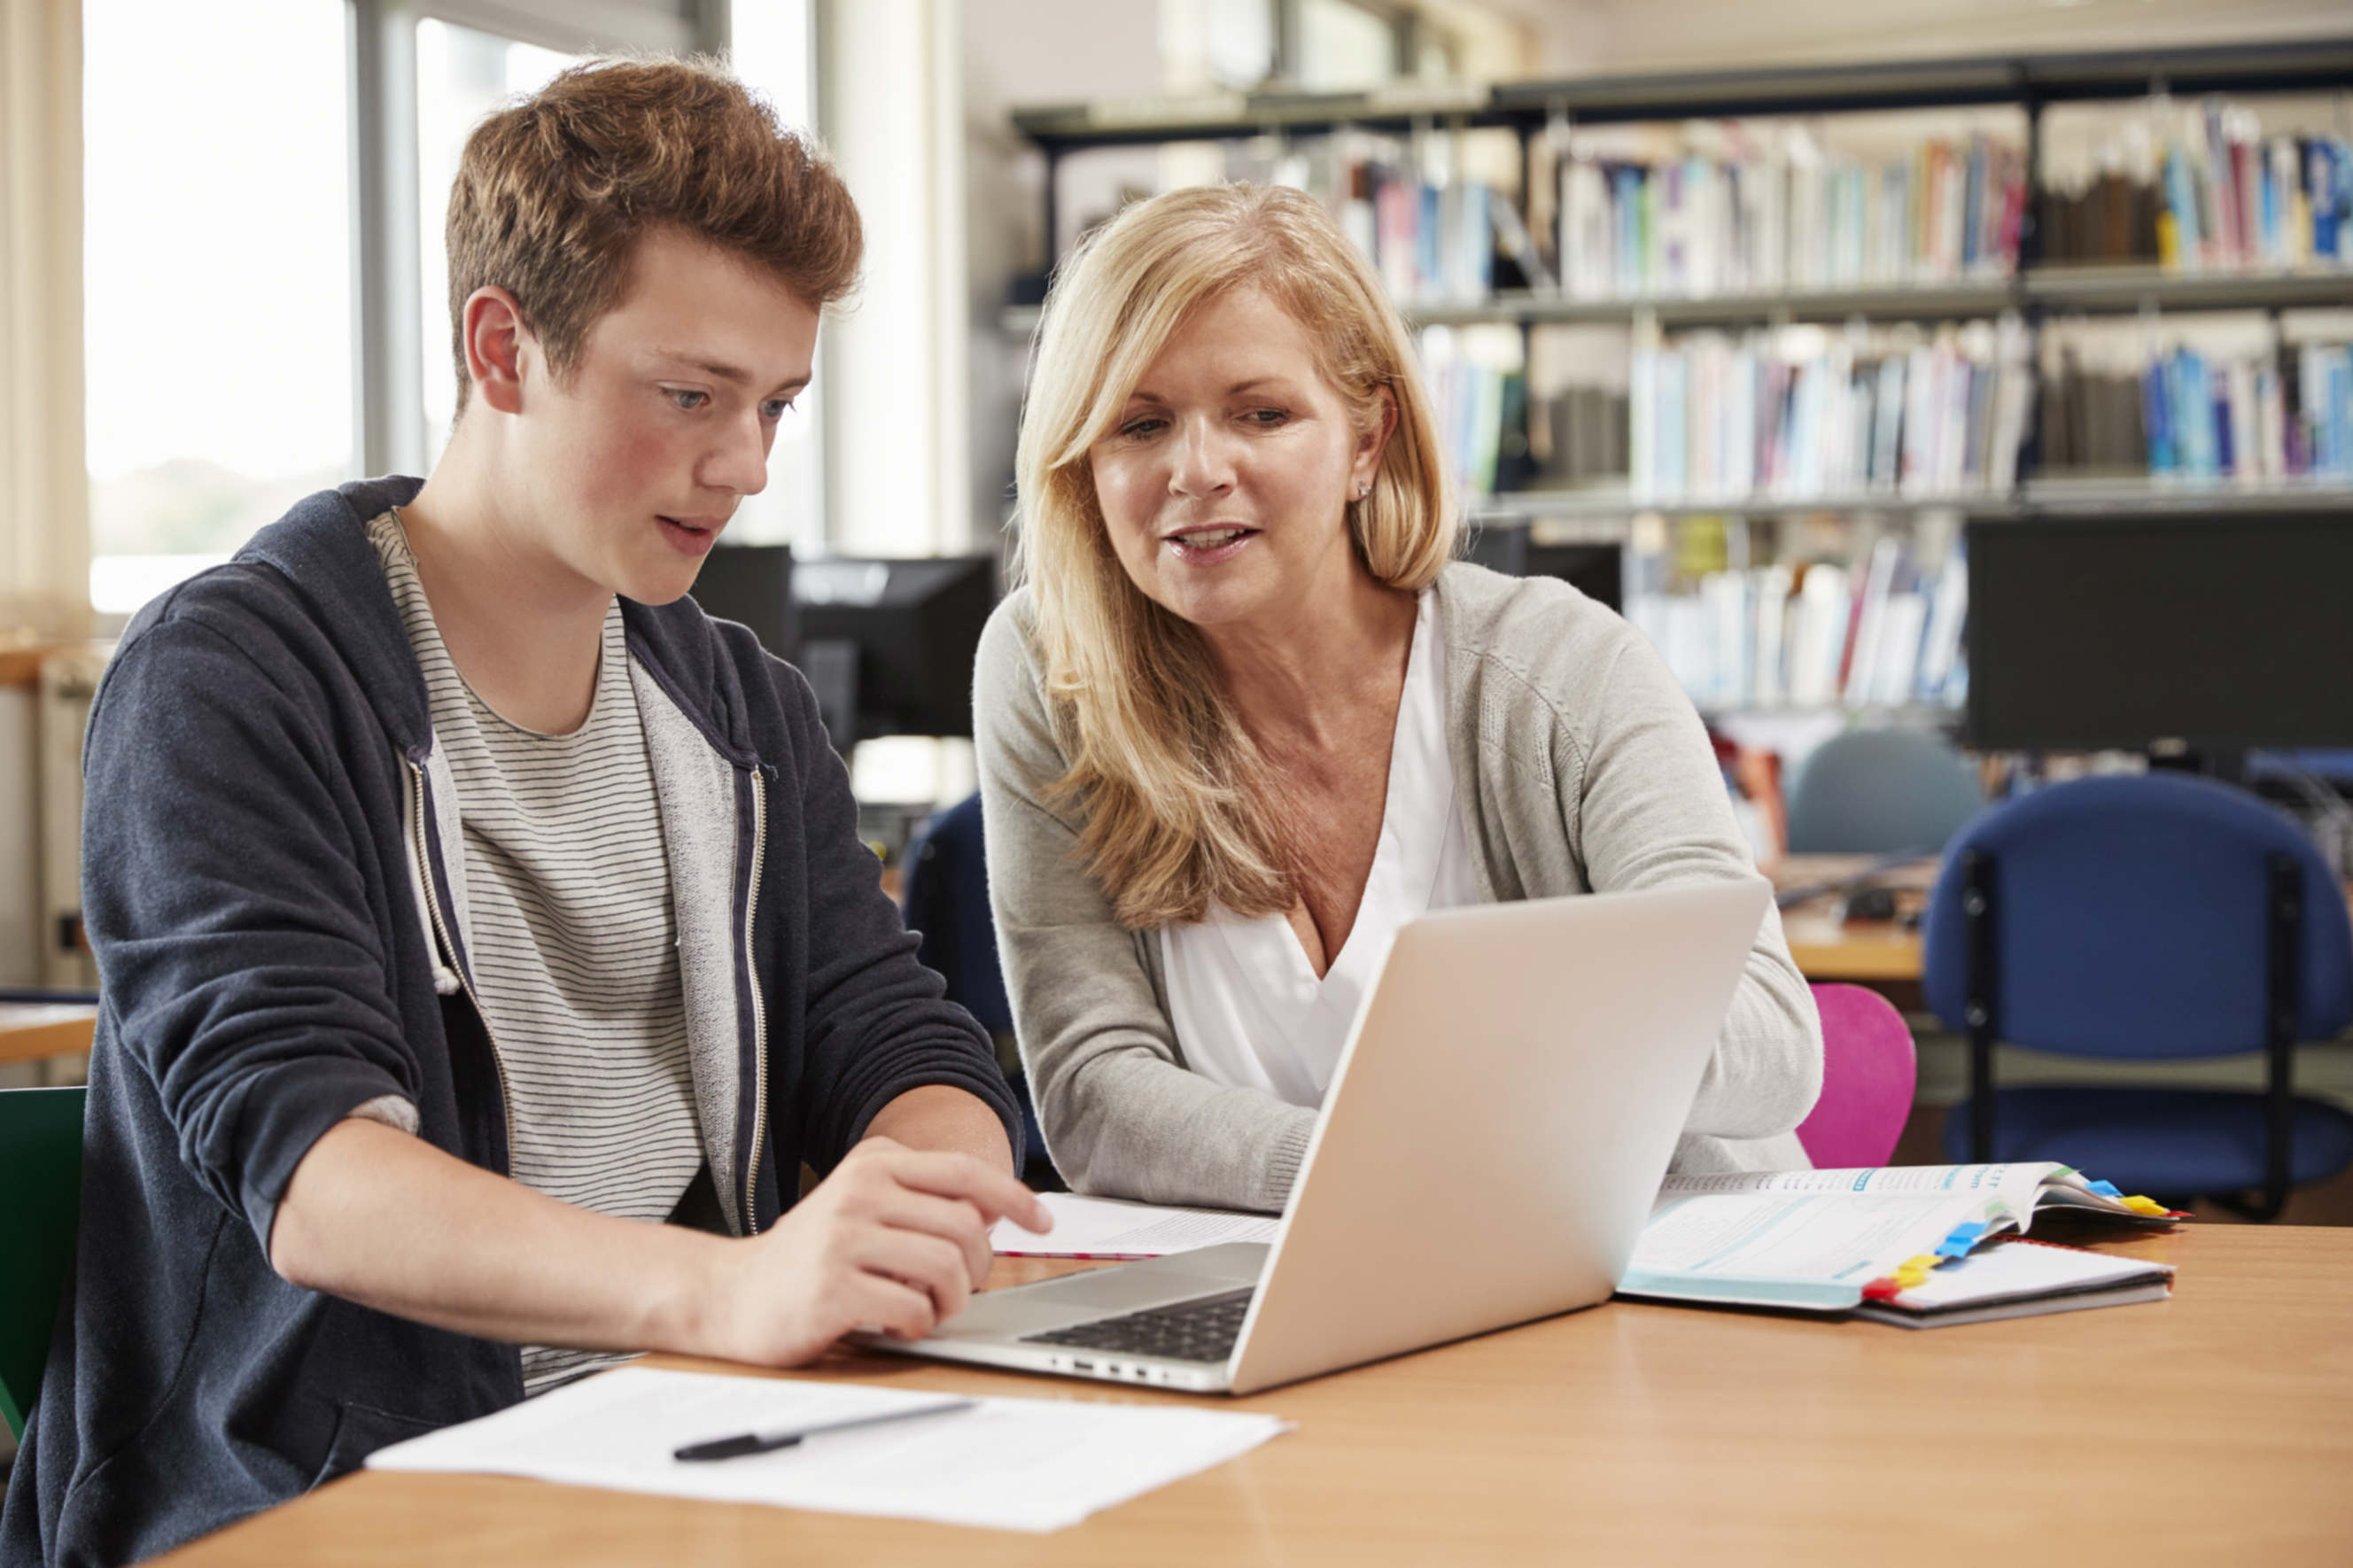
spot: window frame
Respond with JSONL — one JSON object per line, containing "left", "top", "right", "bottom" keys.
{"left": 346, "top": 0, "right": 726, "bottom": 478}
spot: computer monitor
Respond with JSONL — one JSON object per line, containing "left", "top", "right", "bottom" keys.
{"left": 1526, "top": 540, "right": 1624, "bottom": 614}
{"left": 1461, "top": 522, "right": 1623, "bottom": 613}
{"left": 794, "top": 555, "right": 998, "bottom": 748}
{"left": 687, "top": 544, "right": 796, "bottom": 659}
{"left": 1964, "top": 512, "right": 2353, "bottom": 757}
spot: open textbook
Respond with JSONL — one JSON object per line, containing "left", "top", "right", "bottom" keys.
{"left": 1618, "top": 1161, "right": 2181, "bottom": 1312}
{"left": 996, "top": 1164, "right": 2180, "bottom": 1325}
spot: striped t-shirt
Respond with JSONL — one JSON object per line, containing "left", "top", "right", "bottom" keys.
{"left": 369, "top": 511, "right": 705, "bottom": 1395}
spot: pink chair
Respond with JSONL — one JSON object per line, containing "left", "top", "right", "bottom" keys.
{"left": 1795, "top": 983, "right": 1918, "bottom": 1168}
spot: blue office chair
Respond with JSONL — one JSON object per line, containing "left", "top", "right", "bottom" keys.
{"left": 1785, "top": 726, "right": 1986, "bottom": 856}
{"left": 901, "top": 793, "right": 1050, "bottom": 1178}
{"left": 902, "top": 794, "right": 1011, "bottom": 1035}
{"left": 1922, "top": 773, "right": 2353, "bottom": 1219}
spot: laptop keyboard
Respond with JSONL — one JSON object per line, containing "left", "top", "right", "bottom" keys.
{"left": 1019, "top": 1288, "right": 1254, "bottom": 1363}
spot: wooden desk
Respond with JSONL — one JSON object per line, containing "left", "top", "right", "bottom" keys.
{"left": 1774, "top": 853, "right": 1930, "bottom": 984}
{"left": 1772, "top": 854, "right": 2353, "bottom": 991}
{"left": 0, "top": 1001, "right": 96, "bottom": 1066}
{"left": 154, "top": 1224, "right": 2351, "bottom": 1567}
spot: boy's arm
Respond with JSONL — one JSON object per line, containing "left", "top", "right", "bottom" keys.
{"left": 757, "top": 647, "right": 1028, "bottom": 1175}
{"left": 96, "top": 605, "right": 1042, "bottom": 1361}
{"left": 271, "top": 1119, "right": 1044, "bottom": 1362}
{"left": 863, "top": 1083, "right": 1015, "bottom": 1170}
{"left": 82, "top": 611, "right": 431, "bottom": 1249}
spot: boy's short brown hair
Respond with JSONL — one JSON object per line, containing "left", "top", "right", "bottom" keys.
{"left": 445, "top": 56, "right": 861, "bottom": 411}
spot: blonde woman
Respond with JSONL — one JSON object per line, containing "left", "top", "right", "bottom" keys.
{"left": 975, "top": 183, "right": 1822, "bottom": 1213}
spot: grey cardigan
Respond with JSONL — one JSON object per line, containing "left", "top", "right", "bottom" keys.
{"left": 973, "top": 562, "right": 1824, "bottom": 1213}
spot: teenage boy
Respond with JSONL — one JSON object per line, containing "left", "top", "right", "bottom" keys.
{"left": 0, "top": 58, "right": 1046, "bottom": 1568}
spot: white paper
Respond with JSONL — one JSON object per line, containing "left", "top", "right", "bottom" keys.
{"left": 367, "top": 1367, "right": 1288, "bottom": 1533}
{"left": 991, "top": 1192, "right": 1281, "bottom": 1259}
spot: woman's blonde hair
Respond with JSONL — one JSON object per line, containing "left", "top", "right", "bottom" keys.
{"left": 1013, "top": 182, "right": 1456, "bottom": 929}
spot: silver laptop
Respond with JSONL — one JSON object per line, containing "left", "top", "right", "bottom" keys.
{"left": 866, "top": 879, "right": 1771, "bottom": 1396}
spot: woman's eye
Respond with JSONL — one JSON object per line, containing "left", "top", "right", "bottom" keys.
{"left": 1120, "top": 418, "right": 1164, "bottom": 439}
{"left": 1245, "top": 408, "right": 1288, "bottom": 426}
{"left": 666, "top": 388, "right": 711, "bottom": 411}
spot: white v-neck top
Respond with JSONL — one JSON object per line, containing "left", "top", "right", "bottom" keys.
{"left": 1161, "top": 594, "right": 1482, "bottom": 1109}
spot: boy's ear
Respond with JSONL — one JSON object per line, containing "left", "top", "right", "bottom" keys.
{"left": 462, "top": 286, "right": 529, "bottom": 415}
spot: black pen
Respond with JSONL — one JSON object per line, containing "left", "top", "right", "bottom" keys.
{"left": 672, "top": 1397, "right": 978, "bottom": 1462}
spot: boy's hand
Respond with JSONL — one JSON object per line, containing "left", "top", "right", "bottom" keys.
{"left": 688, "top": 1137, "right": 1052, "bottom": 1365}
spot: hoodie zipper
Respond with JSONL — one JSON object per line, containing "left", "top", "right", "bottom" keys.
{"left": 409, "top": 758, "right": 516, "bottom": 1168}
{"left": 741, "top": 766, "right": 770, "bottom": 1235}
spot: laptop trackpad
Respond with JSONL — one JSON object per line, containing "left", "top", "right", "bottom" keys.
{"left": 943, "top": 1244, "right": 1270, "bottom": 1338}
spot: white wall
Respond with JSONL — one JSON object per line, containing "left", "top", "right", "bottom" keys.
{"left": 961, "top": 0, "right": 1166, "bottom": 541}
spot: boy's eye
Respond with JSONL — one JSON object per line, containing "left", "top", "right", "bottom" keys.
{"left": 760, "top": 397, "right": 796, "bottom": 420}
{"left": 666, "top": 388, "right": 710, "bottom": 411}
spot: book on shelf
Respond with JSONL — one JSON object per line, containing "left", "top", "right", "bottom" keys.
{"left": 1628, "top": 317, "right": 2032, "bottom": 503}
{"left": 1336, "top": 153, "right": 1503, "bottom": 306}
{"left": 2038, "top": 351, "right": 2150, "bottom": 472}
{"left": 1557, "top": 129, "right": 2025, "bottom": 300}
{"left": 2040, "top": 99, "right": 2352, "bottom": 271}
{"left": 1617, "top": 1161, "right": 2181, "bottom": 1318}
{"left": 2042, "top": 335, "right": 2353, "bottom": 483}
{"left": 1532, "top": 385, "right": 1631, "bottom": 486}
{"left": 1627, "top": 528, "right": 1967, "bottom": 715}
{"left": 1421, "top": 325, "right": 1532, "bottom": 497}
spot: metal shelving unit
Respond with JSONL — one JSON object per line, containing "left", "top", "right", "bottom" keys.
{"left": 1002, "top": 38, "right": 2353, "bottom": 525}
{"left": 1471, "top": 478, "right": 2353, "bottom": 528}
{"left": 998, "top": 40, "right": 2353, "bottom": 741}
{"left": 1011, "top": 38, "right": 2353, "bottom": 291}
{"left": 1013, "top": 41, "right": 2353, "bottom": 151}
{"left": 1470, "top": 487, "right": 2008, "bottom": 524}
{"left": 1005, "top": 267, "right": 2353, "bottom": 339}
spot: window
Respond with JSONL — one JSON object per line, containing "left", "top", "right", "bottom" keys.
{"left": 719, "top": 1, "right": 822, "bottom": 554}
{"left": 82, "top": 0, "right": 351, "bottom": 619}
{"left": 414, "top": 20, "right": 578, "bottom": 474}
{"left": 83, "top": 0, "right": 821, "bottom": 621}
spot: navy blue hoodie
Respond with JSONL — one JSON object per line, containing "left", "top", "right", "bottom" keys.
{"left": 0, "top": 477, "right": 1018, "bottom": 1567}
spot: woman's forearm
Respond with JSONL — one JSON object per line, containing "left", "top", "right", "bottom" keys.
{"left": 1685, "top": 905, "right": 1825, "bottom": 1139}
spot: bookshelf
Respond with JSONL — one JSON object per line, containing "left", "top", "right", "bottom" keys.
{"left": 1001, "top": 268, "right": 2353, "bottom": 338}
{"left": 1472, "top": 476, "right": 2353, "bottom": 524}
{"left": 999, "top": 39, "right": 2353, "bottom": 725}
